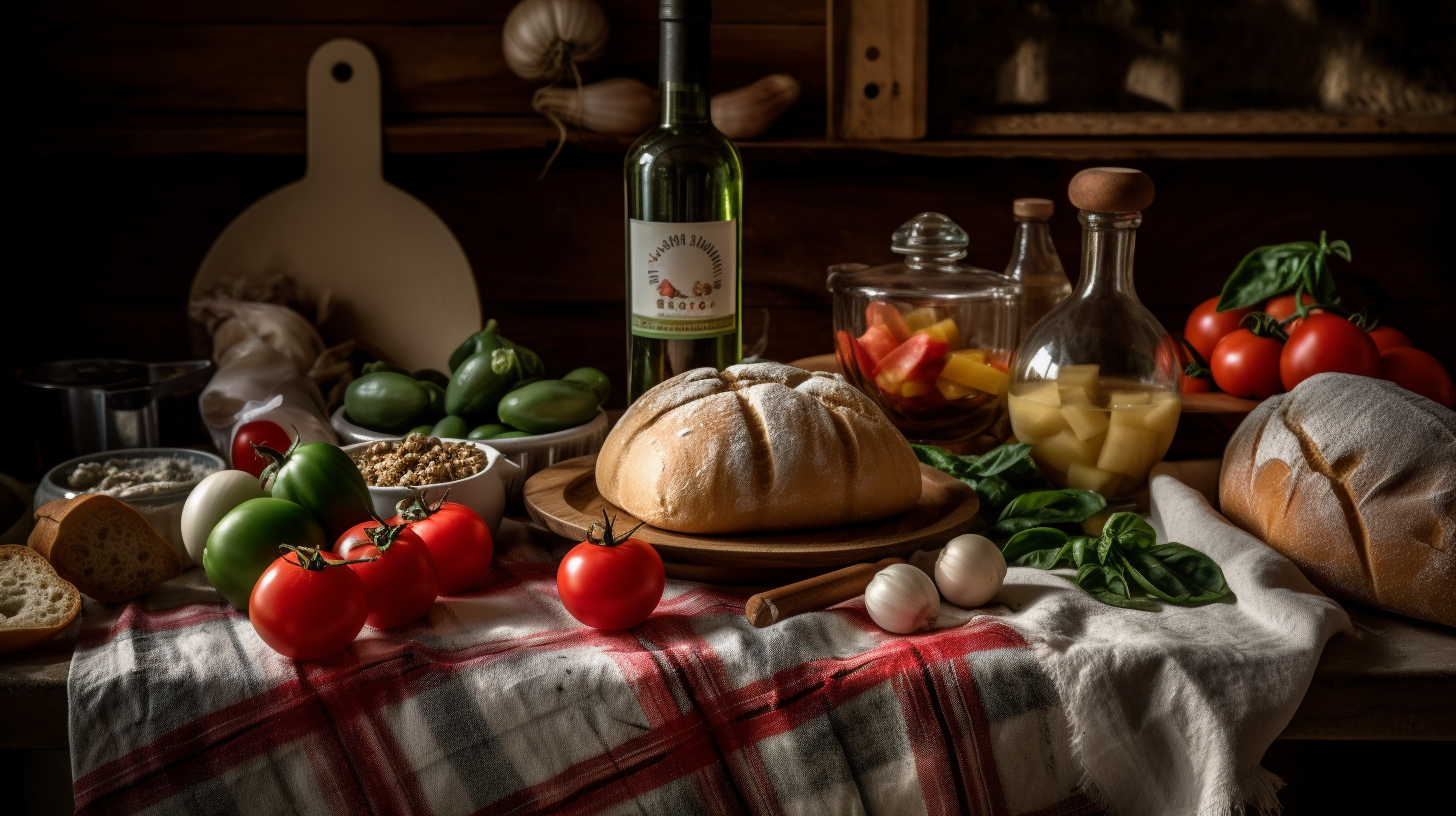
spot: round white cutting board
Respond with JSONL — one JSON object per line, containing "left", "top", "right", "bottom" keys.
{"left": 193, "top": 39, "right": 481, "bottom": 372}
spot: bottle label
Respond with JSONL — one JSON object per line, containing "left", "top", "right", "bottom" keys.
{"left": 629, "top": 218, "right": 737, "bottom": 339}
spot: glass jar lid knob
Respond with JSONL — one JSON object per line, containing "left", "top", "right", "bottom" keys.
{"left": 892, "top": 212, "right": 968, "bottom": 270}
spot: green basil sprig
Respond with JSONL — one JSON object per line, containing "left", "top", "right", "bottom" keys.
{"left": 1003, "top": 512, "right": 1232, "bottom": 610}
{"left": 1216, "top": 230, "right": 1350, "bottom": 313}
{"left": 913, "top": 442, "right": 1099, "bottom": 522}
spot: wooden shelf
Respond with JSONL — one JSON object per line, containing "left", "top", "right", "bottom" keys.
{"left": 29, "top": 115, "right": 1456, "bottom": 159}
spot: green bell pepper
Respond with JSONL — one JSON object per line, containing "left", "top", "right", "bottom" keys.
{"left": 203, "top": 497, "right": 327, "bottom": 610}
{"left": 497, "top": 379, "right": 600, "bottom": 434}
{"left": 345, "top": 372, "right": 431, "bottom": 432}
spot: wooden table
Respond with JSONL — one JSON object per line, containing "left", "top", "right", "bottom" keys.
{"left": 3, "top": 596, "right": 1452, "bottom": 751}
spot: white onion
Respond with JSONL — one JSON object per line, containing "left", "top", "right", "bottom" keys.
{"left": 864, "top": 563, "right": 941, "bottom": 634}
{"left": 934, "top": 534, "right": 1007, "bottom": 608}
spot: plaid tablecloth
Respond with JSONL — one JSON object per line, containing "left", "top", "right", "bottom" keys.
{"left": 68, "top": 519, "right": 1100, "bottom": 816}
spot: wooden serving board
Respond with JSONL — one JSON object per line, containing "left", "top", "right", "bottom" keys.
{"left": 523, "top": 455, "right": 979, "bottom": 585}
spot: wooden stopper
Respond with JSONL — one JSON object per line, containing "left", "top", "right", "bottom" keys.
{"left": 1013, "top": 198, "right": 1054, "bottom": 219}
{"left": 1068, "top": 167, "right": 1155, "bottom": 213}
{"left": 744, "top": 557, "right": 904, "bottom": 628}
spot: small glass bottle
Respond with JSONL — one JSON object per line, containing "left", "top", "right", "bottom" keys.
{"left": 1007, "top": 168, "right": 1181, "bottom": 498}
{"left": 1004, "top": 197, "right": 1071, "bottom": 346}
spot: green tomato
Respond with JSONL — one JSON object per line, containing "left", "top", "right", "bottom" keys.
{"left": 431, "top": 415, "right": 470, "bottom": 439}
{"left": 407, "top": 425, "right": 434, "bottom": 435}
{"left": 203, "top": 497, "right": 326, "bottom": 611}
{"left": 467, "top": 423, "right": 512, "bottom": 440}
{"left": 497, "top": 380, "right": 600, "bottom": 434}
{"left": 257, "top": 441, "right": 373, "bottom": 541}
{"left": 345, "top": 372, "right": 431, "bottom": 432}
{"left": 562, "top": 367, "right": 610, "bottom": 406}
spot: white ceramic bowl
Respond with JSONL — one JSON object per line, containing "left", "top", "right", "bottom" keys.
{"left": 342, "top": 439, "right": 520, "bottom": 536}
{"left": 332, "top": 406, "right": 609, "bottom": 502}
{"left": 34, "top": 448, "right": 225, "bottom": 565}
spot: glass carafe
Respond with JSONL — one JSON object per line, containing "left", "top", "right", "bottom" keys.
{"left": 1004, "top": 198, "right": 1072, "bottom": 346}
{"left": 1008, "top": 168, "right": 1181, "bottom": 498}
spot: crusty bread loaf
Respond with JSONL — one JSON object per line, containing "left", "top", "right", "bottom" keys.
{"left": 0, "top": 545, "right": 81, "bottom": 655}
{"left": 597, "top": 363, "right": 923, "bottom": 534}
{"left": 29, "top": 494, "right": 182, "bottom": 603}
{"left": 1220, "top": 373, "right": 1456, "bottom": 627}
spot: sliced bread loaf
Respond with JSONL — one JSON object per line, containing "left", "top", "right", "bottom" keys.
{"left": 29, "top": 495, "right": 182, "bottom": 603}
{"left": 0, "top": 544, "right": 81, "bottom": 655}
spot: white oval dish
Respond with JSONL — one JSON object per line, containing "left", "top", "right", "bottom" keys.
{"left": 332, "top": 406, "right": 609, "bottom": 502}
{"left": 341, "top": 439, "right": 520, "bottom": 536}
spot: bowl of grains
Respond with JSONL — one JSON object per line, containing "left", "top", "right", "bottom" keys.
{"left": 344, "top": 435, "right": 521, "bottom": 536}
{"left": 34, "top": 448, "right": 225, "bottom": 566}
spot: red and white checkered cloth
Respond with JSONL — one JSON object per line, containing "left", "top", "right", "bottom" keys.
{"left": 67, "top": 520, "right": 1101, "bottom": 816}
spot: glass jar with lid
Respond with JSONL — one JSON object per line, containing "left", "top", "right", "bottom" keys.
{"left": 827, "top": 212, "right": 1019, "bottom": 444}
{"left": 1007, "top": 168, "right": 1181, "bottom": 498}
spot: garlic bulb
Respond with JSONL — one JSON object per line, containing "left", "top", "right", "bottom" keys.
{"left": 502, "top": 0, "right": 610, "bottom": 83}
{"left": 711, "top": 74, "right": 801, "bottom": 140}
{"left": 935, "top": 535, "right": 1007, "bottom": 609}
{"left": 533, "top": 78, "right": 658, "bottom": 136}
{"left": 864, "top": 563, "right": 941, "bottom": 634}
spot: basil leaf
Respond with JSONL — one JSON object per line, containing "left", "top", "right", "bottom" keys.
{"left": 962, "top": 443, "right": 1036, "bottom": 478}
{"left": 1306, "top": 254, "right": 1340, "bottom": 306}
{"left": 1074, "top": 564, "right": 1158, "bottom": 611}
{"left": 993, "top": 489, "right": 1106, "bottom": 535}
{"left": 1148, "top": 543, "right": 1231, "bottom": 603}
{"left": 1071, "top": 536, "right": 1096, "bottom": 568}
{"left": 1217, "top": 241, "right": 1318, "bottom": 311}
{"left": 1003, "top": 527, "right": 1070, "bottom": 565}
{"left": 1014, "top": 544, "right": 1067, "bottom": 570}
{"left": 912, "top": 444, "right": 968, "bottom": 475}
{"left": 974, "top": 475, "right": 1014, "bottom": 516}
{"left": 1327, "top": 239, "right": 1352, "bottom": 263}
{"left": 1100, "top": 512, "right": 1156, "bottom": 551}
{"left": 1119, "top": 550, "right": 1192, "bottom": 603}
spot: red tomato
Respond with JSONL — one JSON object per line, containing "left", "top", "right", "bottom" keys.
{"left": 1184, "top": 297, "right": 1257, "bottom": 362}
{"left": 231, "top": 420, "right": 292, "bottom": 478}
{"left": 387, "top": 501, "right": 492, "bottom": 596}
{"left": 1369, "top": 326, "right": 1413, "bottom": 354}
{"left": 1172, "top": 339, "right": 1211, "bottom": 394}
{"left": 335, "top": 521, "right": 439, "bottom": 629}
{"left": 1279, "top": 313, "right": 1381, "bottom": 392}
{"left": 557, "top": 515, "right": 664, "bottom": 630}
{"left": 1211, "top": 330, "right": 1285, "bottom": 398}
{"left": 1263, "top": 292, "right": 1318, "bottom": 322}
{"left": 1379, "top": 347, "right": 1456, "bottom": 407}
{"left": 249, "top": 549, "right": 367, "bottom": 661}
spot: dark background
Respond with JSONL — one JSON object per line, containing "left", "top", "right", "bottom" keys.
{"left": 8, "top": 2, "right": 1456, "bottom": 811}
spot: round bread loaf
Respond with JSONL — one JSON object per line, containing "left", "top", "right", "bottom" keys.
{"left": 1220, "top": 373, "right": 1456, "bottom": 627}
{"left": 597, "top": 363, "right": 923, "bottom": 534}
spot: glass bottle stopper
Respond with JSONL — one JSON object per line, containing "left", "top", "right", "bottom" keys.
{"left": 891, "top": 212, "right": 969, "bottom": 270}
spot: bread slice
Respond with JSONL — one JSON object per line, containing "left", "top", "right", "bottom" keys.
{"left": 0, "top": 544, "right": 81, "bottom": 655}
{"left": 29, "top": 495, "right": 182, "bottom": 603}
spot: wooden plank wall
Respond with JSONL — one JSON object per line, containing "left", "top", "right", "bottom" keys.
{"left": 11, "top": 1, "right": 1456, "bottom": 480}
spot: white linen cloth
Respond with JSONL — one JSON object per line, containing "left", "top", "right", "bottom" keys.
{"left": 991, "top": 469, "right": 1352, "bottom": 816}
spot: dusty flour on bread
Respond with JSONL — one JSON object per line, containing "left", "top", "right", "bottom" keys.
{"left": 598, "top": 362, "right": 921, "bottom": 534}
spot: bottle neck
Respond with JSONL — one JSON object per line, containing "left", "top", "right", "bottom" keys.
{"left": 659, "top": 16, "right": 710, "bottom": 125}
{"left": 1005, "top": 217, "right": 1061, "bottom": 280}
{"left": 1075, "top": 210, "right": 1142, "bottom": 299}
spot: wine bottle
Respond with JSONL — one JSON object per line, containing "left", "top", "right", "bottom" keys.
{"left": 624, "top": 0, "right": 743, "bottom": 403}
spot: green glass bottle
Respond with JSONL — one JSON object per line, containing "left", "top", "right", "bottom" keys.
{"left": 624, "top": 0, "right": 743, "bottom": 403}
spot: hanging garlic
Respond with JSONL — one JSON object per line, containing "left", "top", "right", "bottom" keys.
{"left": 502, "top": 0, "right": 610, "bottom": 83}
{"left": 711, "top": 74, "right": 801, "bottom": 140}
{"left": 533, "top": 78, "right": 658, "bottom": 136}
{"left": 935, "top": 535, "right": 1007, "bottom": 609}
{"left": 864, "top": 563, "right": 941, "bottom": 634}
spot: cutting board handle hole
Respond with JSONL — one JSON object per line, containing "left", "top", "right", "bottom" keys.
{"left": 863, "top": 82, "right": 880, "bottom": 99}
{"left": 332, "top": 62, "right": 354, "bottom": 83}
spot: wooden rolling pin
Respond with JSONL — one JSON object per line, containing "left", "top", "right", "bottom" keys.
{"left": 744, "top": 557, "right": 904, "bottom": 628}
